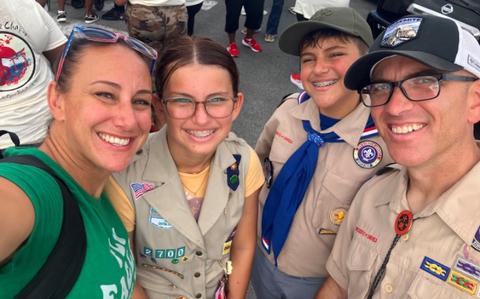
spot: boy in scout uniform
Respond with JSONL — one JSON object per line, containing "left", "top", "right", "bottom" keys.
{"left": 317, "top": 15, "right": 480, "bottom": 299}
{"left": 251, "top": 7, "right": 392, "bottom": 298}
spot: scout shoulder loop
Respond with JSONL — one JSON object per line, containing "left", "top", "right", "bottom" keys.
{"left": 227, "top": 154, "right": 241, "bottom": 191}
{"left": 0, "top": 155, "right": 86, "bottom": 299}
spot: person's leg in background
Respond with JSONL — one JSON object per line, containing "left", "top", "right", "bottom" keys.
{"left": 186, "top": 1, "right": 203, "bottom": 36}
{"left": 102, "top": 0, "right": 126, "bottom": 21}
{"left": 242, "top": 0, "right": 264, "bottom": 52}
{"left": 264, "top": 0, "right": 284, "bottom": 42}
{"left": 56, "top": 0, "right": 67, "bottom": 22}
{"left": 84, "top": 0, "right": 99, "bottom": 23}
{"left": 224, "top": 0, "right": 244, "bottom": 57}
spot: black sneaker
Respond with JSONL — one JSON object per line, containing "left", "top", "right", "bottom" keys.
{"left": 101, "top": 6, "right": 125, "bottom": 21}
{"left": 84, "top": 12, "right": 99, "bottom": 24}
{"left": 57, "top": 10, "right": 67, "bottom": 23}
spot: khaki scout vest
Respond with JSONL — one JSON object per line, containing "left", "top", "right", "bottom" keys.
{"left": 115, "top": 128, "right": 250, "bottom": 299}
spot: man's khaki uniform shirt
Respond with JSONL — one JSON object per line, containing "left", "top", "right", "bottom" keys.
{"left": 255, "top": 95, "right": 392, "bottom": 277}
{"left": 114, "top": 129, "right": 252, "bottom": 299}
{"left": 327, "top": 163, "right": 480, "bottom": 298}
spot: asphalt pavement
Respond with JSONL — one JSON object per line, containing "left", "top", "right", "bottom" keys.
{"left": 46, "top": 1, "right": 376, "bottom": 297}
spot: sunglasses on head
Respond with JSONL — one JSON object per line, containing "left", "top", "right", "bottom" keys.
{"left": 55, "top": 25, "right": 158, "bottom": 81}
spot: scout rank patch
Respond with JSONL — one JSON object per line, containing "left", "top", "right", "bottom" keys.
{"left": 353, "top": 140, "right": 383, "bottom": 169}
{"left": 381, "top": 17, "right": 422, "bottom": 48}
{"left": 130, "top": 181, "right": 155, "bottom": 200}
{"left": 330, "top": 208, "right": 346, "bottom": 226}
{"left": 149, "top": 208, "right": 173, "bottom": 229}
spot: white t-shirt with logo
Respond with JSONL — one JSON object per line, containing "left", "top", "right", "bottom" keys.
{"left": 0, "top": 0, "right": 66, "bottom": 148}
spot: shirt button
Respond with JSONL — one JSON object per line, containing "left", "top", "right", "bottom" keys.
{"left": 402, "top": 233, "right": 409, "bottom": 241}
{"left": 195, "top": 251, "right": 203, "bottom": 256}
{"left": 195, "top": 293, "right": 202, "bottom": 298}
{"left": 194, "top": 272, "right": 201, "bottom": 278}
{"left": 384, "top": 283, "right": 393, "bottom": 293}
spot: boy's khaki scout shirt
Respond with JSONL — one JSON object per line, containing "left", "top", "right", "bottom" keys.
{"left": 114, "top": 129, "right": 251, "bottom": 299}
{"left": 255, "top": 95, "right": 392, "bottom": 278}
{"left": 327, "top": 163, "right": 480, "bottom": 298}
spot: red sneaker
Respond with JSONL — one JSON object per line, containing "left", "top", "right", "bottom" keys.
{"left": 227, "top": 42, "right": 240, "bottom": 57}
{"left": 242, "top": 37, "right": 262, "bottom": 53}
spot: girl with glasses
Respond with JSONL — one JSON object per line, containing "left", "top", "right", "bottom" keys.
{"left": 0, "top": 25, "right": 156, "bottom": 298}
{"left": 110, "top": 36, "right": 264, "bottom": 299}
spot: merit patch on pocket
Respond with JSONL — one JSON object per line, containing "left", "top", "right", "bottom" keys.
{"left": 420, "top": 256, "right": 450, "bottom": 281}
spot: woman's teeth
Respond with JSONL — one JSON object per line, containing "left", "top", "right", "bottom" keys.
{"left": 98, "top": 133, "right": 130, "bottom": 146}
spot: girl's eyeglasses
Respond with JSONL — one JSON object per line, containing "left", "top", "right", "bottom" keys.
{"left": 55, "top": 25, "right": 158, "bottom": 81}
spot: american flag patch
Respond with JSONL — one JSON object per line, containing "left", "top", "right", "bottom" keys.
{"left": 130, "top": 182, "right": 155, "bottom": 200}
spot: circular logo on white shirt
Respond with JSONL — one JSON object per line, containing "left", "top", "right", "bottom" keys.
{"left": 0, "top": 31, "right": 35, "bottom": 92}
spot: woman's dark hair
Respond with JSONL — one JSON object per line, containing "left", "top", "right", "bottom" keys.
{"left": 55, "top": 39, "right": 152, "bottom": 93}
{"left": 154, "top": 36, "right": 239, "bottom": 99}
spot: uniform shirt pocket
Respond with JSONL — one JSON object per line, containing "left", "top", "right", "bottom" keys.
{"left": 346, "top": 241, "right": 378, "bottom": 299}
{"left": 312, "top": 172, "right": 361, "bottom": 232}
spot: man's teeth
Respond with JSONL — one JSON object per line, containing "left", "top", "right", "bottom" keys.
{"left": 187, "top": 130, "right": 214, "bottom": 137}
{"left": 391, "top": 124, "right": 424, "bottom": 134}
{"left": 313, "top": 80, "right": 337, "bottom": 87}
{"left": 98, "top": 133, "right": 130, "bottom": 146}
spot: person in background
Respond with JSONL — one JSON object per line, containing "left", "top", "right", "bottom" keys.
{"left": 0, "top": 0, "right": 66, "bottom": 149}
{"left": 292, "top": 0, "right": 350, "bottom": 21}
{"left": 251, "top": 7, "right": 392, "bottom": 299}
{"left": 56, "top": 0, "right": 99, "bottom": 23}
{"left": 186, "top": 0, "right": 203, "bottom": 36}
{"left": 0, "top": 24, "right": 157, "bottom": 298}
{"left": 264, "top": 0, "right": 285, "bottom": 43}
{"left": 317, "top": 14, "right": 480, "bottom": 299}
{"left": 224, "top": 0, "right": 265, "bottom": 57}
{"left": 102, "top": 1, "right": 125, "bottom": 21}
{"left": 110, "top": 36, "right": 264, "bottom": 299}
{"left": 124, "top": 0, "right": 187, "bottom": 56}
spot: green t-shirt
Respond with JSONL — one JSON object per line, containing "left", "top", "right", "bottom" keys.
{"left": 0, "top": 147, "right": 135, "bottom": 298}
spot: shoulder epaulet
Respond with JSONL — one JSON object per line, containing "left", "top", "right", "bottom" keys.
{"left": 376, "top": 163, "right": 399, "bottom": 176}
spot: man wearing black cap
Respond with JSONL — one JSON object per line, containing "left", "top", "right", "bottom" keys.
{"left": 317, "top": 15, "right": 480, "bottom": 299}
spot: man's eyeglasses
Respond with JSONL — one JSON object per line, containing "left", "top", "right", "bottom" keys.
{"left": 359, "top": 73, "right": 478, "bottom": 107}
{"left": 163, "top": 96, "right": 238, "bottom": 119}
{"left": 55, "top": 25, "right": 158, "bottom": 81}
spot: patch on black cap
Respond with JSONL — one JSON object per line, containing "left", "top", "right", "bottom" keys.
{"left": 381, "top": 17, "right": 422, "bottom": 48}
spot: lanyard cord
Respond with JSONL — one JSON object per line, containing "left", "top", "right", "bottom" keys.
{"left": 366, "top": 234, "right": 400, "bottom": 299}
{"left": 366, "top": 217, "right": 416, "bottom": 299}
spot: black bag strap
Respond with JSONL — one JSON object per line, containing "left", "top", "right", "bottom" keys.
{"left": 0, "top": 155, "right": 87, "bottom": 299}
{"left": 0, "top": 130, "right": 20, "bottom": 147}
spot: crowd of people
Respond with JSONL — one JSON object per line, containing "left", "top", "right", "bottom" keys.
{"left": 1, "top": 0, "right": 480, "bottom": 298}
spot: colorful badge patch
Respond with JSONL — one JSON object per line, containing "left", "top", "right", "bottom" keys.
{"left": 0, "top": 32, "right": 35, "bottom": 92}
{"left": 454, "top": 257, "right": 480, "bottom": 281}
{"left": 381, "top": 17, "right": 422, "bottom": 48}
{"left": 330, "top": 208, "right": 346, "bottom": 226}
{"left": 420, "top": 256, "right": 450, "bottom": 281}
{"left": 223, "top": 240, "right": 232, "bottom": 255}
{"left": 353, "top": 140, "right": 383, "bottom": 169}
{"left": 149, "top": 208, "right": 173, "bottom": 229}
{"left": 447, "top": 270, "right": 478, "bottom": 295}
{"left": 130, "top": 182, "right": 155, "bottom": 200}
{"left": 143, "top": 246, "right": 185, "bottom": 260}
{"left": 471, "top": 226, "right": 480, "bottom": 253}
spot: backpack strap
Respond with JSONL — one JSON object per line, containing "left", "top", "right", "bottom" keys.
{"left": 0, "top": 130, "right": 20, "bottom": 149}
{"left": 0, "top": 155, "right": 86, "bottom": 299}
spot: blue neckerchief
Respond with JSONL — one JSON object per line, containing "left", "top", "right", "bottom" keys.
{"left": 261, "top": 117, "right": 343, "bottom": 265}
{"left": 320, "top": 114, "right": 340, "bottom": 130}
